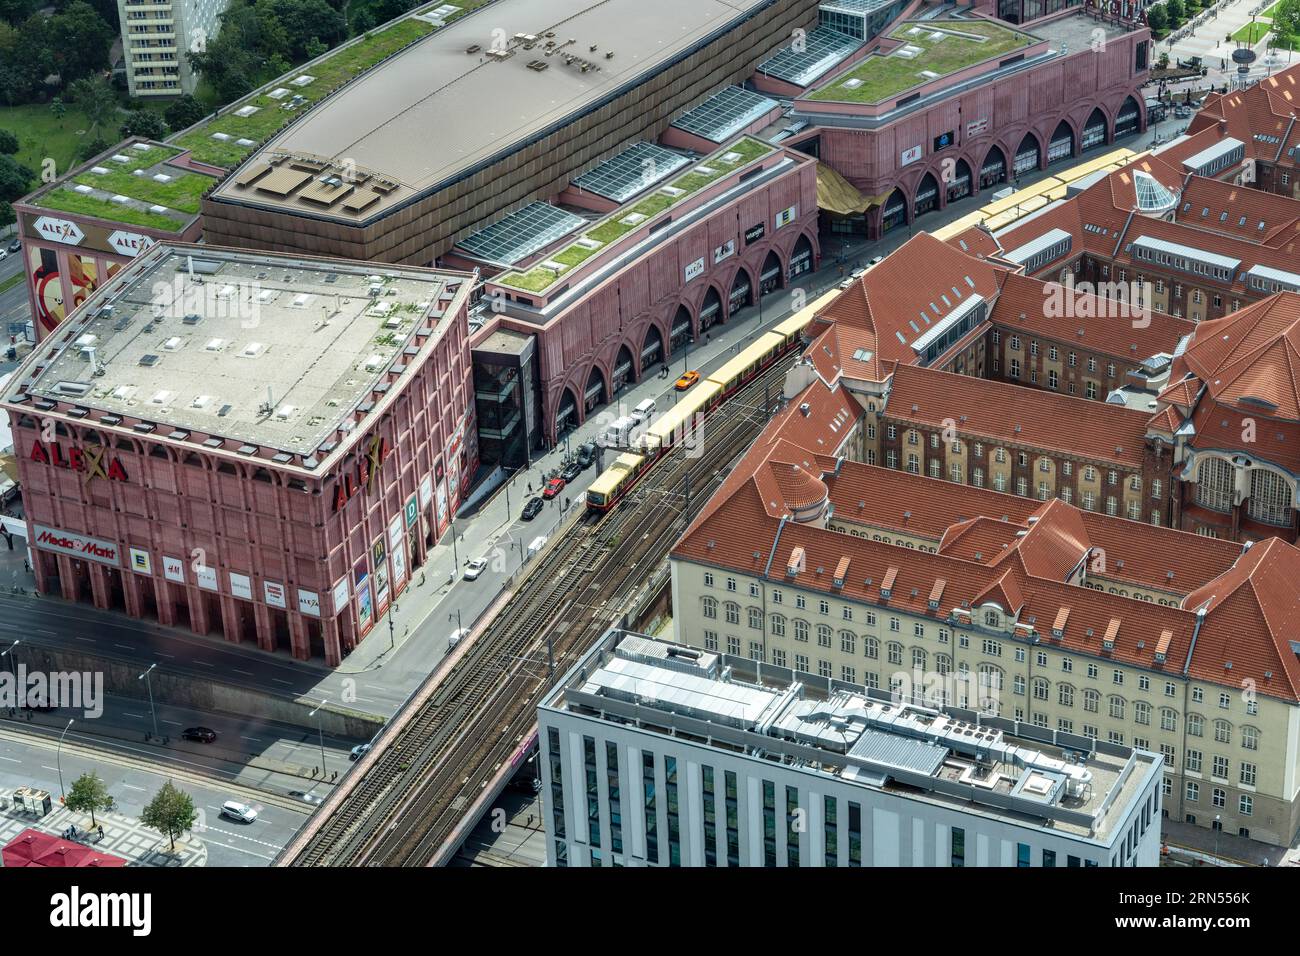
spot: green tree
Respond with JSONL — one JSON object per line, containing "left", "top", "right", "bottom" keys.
{"left": 65, "top": 771, "right": 112, "bottom": 827}
{"left": 0, "top": 154, "right": 34, "bottom": 203}
{"left": 68, "top": 76, "right": 119, "bottom": 139}
{"left": 1274, "top": 0, "right": 1300, "bottom": 47}
{"left": 76, "top": 137, "right": 111, "bottom": 162}
{"left": 0, "top": 129, "right": 17, "bottom": 154}
{"left": 351, "top": 6, "right": 375, "bottom": 33}
{"left": 0, "top": 0, "right": 37, "bottom": 25}
{"left": 50, "top": 97, "right": 66, "bottom": 120}
{"left": 140, "top": 781, "right": 197, "bottom": 853}
{"left": 46, "top": 1, "right": 115, "bottom": 85}
{"left": 164, "top": 94, "right": 206, "bottom": 131}
{"left": 120, "top": 109, "right": 168, "bottom": 140}
{"left": 0, "top": 19, "right": 50, "bottom": 105}
{"left": 0, "top": 201, "right": 14, "bottom": 230}
{"left": 188, "top": 3, "right": 263, "bottom": 103}
{"left": 1166, "top": 0, "right": 1185, "bottom": 27}
{"left": 1146, "top": 5, "right": 1167, "bottom": 35}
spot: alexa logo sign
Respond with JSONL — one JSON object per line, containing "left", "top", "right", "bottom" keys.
{"left": 107, "top": 230, "right": 156, "bottom": 258}
{"left": 29, "top": 440, "right": 129, "bottom": 483}
{"left": 684, "top": 256, "right": 705, "bottom": 283}
{"left": 32, "top": 216, "right": 84, "bottom": 246}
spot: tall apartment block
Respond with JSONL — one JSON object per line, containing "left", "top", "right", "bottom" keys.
{"left": 118, "top": 0, "right": 230, "bottom": 96}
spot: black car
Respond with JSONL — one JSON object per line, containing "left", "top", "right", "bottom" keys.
{"left": 521, "top": 496, "right": 544, "bottom": 521}
{"left": 181, "top": 726, "right": 217, "bottom": 743}
{"left": 576, "top": 441, "right": 598, "bottom": 469}
{"left": 6, "top": 239, "right": 19, "bottom": 254}
{"left": 561, "top": 461, "right": 583, "bottom": 483}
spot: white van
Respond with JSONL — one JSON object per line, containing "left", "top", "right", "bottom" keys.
{"left": 448, "top": 627, "right": 470, "bottom": 651}
{"left": 527, "top": 535, "right": 548, "bottom": 559}
{"left": 602, "top": 415, "right": 637, "bottom": 448}
{"left": 632, "top": 398, "right": 657, "bottom": 424}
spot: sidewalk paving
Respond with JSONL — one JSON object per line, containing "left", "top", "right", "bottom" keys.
{"left": 0, "top": 805, "right": 207, "bottom": 867}
{"left": 1161, "top": 817, "right": 1300, "bottom": 867}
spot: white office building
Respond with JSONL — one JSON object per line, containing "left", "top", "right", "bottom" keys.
{"left": 539, "top": 630, "right": 1165, "bottom": 867}
{"left": 118, "top": 0, "right": 231, "bottom": 96}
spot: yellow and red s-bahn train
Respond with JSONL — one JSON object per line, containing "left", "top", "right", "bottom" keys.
{"left": 585, "top": 296, "right": 830, "bottom": 513}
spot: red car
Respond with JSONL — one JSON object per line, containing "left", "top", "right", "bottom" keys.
{"left": 543, "top": 476, "right": 566, "bottom": 499}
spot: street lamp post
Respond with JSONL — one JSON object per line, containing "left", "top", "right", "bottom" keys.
{"left": 138, "top": 663, "right": 159, "bottom": 741}
{"left": 57, "top": 718, "right": 74, "bottom": 800}
{"left": 1214, "top": 815, "right": 1221, "bottom": 864}
{"left": 388, "top": 603, "right": 397, "bottom": 652}
{"left": 307, "top": 698, "right": 328, "bottom": 776}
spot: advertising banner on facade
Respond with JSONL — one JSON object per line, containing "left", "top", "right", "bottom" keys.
{"left": 298, "top": 588, "right": 321, "bottom": 617}
{"left": 354, "top": 558, "right": 374, "bottom": 637}
{"left": 331, "top": 577, "right": 350, "bottom": 616}
{"left": 128, "top": 547, "right": 151, "bottom": 575}
{"left": 264, "top": 579, "right": 287, "bottom": 609}
{"left": 196, "top": 565, "right": 218, "bottom": 591}
{"left": 388, "top": 514, "right": 407, "bottom": 595}
{"left": 774, "top": 205, "right": 797, "bottom": 230}
{"left": 31, "top": 525, "right": 120, "bottom": 567}
{"left": 229, "top": 572, "right": 253, "bottom": 601}
{"left": 162, "top": 555, "right": 185, "bottom": 583}
{"left": 684, "top": 256, "right": 705, "bottom": 282}
{"left": 371, "top": 535, "right": 390, "bottom": 617}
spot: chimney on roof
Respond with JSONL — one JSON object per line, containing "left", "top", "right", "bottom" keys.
{"left": 800, "top": 403, "right": 810, "bottom": 416}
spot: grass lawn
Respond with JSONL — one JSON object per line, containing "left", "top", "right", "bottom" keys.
{"left": 172, "top": 0, "right": 492, "bottom": 168}
{"left": 808, "top": 20, "right": 1034, "bottom": 104}
{"left": 0, "top": 272, "right": 23, "bottom": 295}
{"left": 1233, "top": 21, "right": 1273, "bottom": 44}
{"left": 72, "top": 166, "right": 212, "bottom": 214}
{"left": 31, "top": 189, "right": 182, "bottom": 230}
{"left": 498, "top": 137, "right": 774, "bottom": 294}
{"left": 0, "top": 103, "right": 107, "bottom": 181}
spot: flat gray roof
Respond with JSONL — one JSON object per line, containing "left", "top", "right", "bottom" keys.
{"left": 14, "top": 247, "right": 466, "bottom": 456}
{"left": 213, "top": 0, "right": 772, "bottom": 221}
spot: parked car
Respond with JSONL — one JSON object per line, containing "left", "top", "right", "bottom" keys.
{"left": 448, "top": 627, "right": 470, "bottom": 651}
{"left": 181, "top": 727, "right": 217, "bottom": 743}
{"left": 220, "top": 800, "right": 257, "bottom": 823}
{"left": 674, "top": 370, "right": 700, "bottom": 391}
{"left": 463, "top": 556, "right": 489, "bottom": 581}
{"left": 867, "top": 255, "right": 884, "bottom": 267}
{"left": 0, "top": 248, "right": 7, "bottom": 261}
{"left": 5, "top": 240, "right": 19, "bottom": 254}
{"left": 576, "top": 441, "right": 598, "bottom": 469}
{"left": 543, "top": 476, "right": 565, "bottom": 499}
{"left": 349, "top": 743, "right": 372, "bottom": 761}
{"left": 561, "top": 461, "right": 583, "bottom": 483}
{"left": 521, "top": 496, "right": 544, "bottom": 521}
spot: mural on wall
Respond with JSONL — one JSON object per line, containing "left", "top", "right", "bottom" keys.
{"left": 28, "top": 246, "right": 65, "bottom": 334}
{"left": 67, "top": 255, "right": 100, "bottom": 314}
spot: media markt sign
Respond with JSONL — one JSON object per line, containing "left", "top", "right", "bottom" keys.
{"left": 32, "top": 217, "right": 85, "bottom": 246}
{"left": 32, "top": 525, "right": 121, "bottom": 567}
{"left": 107, "top": 230, "right": 156, "bottom": 258}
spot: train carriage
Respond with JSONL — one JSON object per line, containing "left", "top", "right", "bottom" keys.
{"left": 586, "top": 452, "right": 649, "bottom": 512}
{"left": 707, "top": 331, "right": 789, "bottom": 398}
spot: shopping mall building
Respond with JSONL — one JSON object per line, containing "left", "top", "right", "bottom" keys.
{"left": 0, "top": 244, "right": 475, "bottom": 665}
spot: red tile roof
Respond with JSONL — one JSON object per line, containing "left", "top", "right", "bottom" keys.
{"left": 990, "top": 271, "right": 1193, "bottom": 363}
{"left": 1186, "top": 64, "right": 1300, "bottom": 168}
{"left": 815, "top": 231, "right": 1008, "bottom": 371}
{"left": 1176, "top": 177, "right": 1300, "bottom": 248}
{"left": 1174, "top": 292, "right": 1300, "bottom": 420}
{"left": 883, "top": 362, "right": 1151, "bottom": 467}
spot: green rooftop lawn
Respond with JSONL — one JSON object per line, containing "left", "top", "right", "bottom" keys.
{"left": 808, "top": 20, "right": 1034, "bottom": 104}
{"left": 172, "top": 1, "right": 491, "bottom": 169}
{"left": 33, "top": 189, "right": 184, "bottom": 231}
{"left": 72, "top": 160, "right": 214, "bottom": 215}
{"left": 498, "top": 137, "right": 774, "bottom": 294}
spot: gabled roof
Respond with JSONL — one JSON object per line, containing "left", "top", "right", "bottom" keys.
{"left": 1174, "top": 292, "right": 1300, "bottom": 420}
{"left": 1185, "top": 64, "right": 1300, "bottom": 168}
{"left": 990, "top": 271, "right": 1193, "bottom": 363}
{"left": 815, "top": 232, "right": 1007, "bottom": 371}
{"left": 1181, "top": 537, "right": 1300, "bottom": 700}
{"left": 883, "top": 363, "right": 1151, "bottom": 467}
